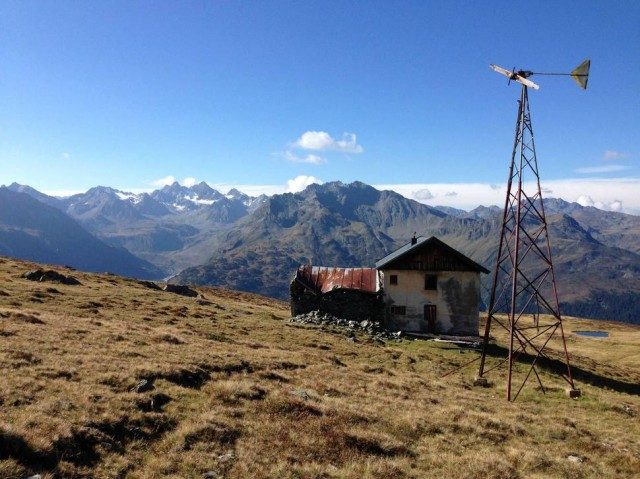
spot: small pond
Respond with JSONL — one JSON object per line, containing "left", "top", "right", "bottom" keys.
{"left": 574, "top": 330, "right": 609, "bottom": 338}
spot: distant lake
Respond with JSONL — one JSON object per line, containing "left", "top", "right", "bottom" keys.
{"left": 575, "top": 330, "right": 609, "bottom": 338}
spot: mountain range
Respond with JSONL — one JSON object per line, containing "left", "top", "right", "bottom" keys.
{"left": 0, "top": 187, "right": 161, "bottom": 278}
{"left": 3, "top": 180, "right": 640, "bottom": 323}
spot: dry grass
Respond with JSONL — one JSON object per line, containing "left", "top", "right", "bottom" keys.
{"left": 0, "top": 256, "right": 638, "bottom": 478}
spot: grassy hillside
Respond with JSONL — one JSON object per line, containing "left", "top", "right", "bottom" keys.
{"left": 0, "top": 256, "right": 638, "bottom": 478}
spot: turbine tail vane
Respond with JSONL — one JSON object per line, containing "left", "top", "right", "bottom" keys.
{"left": 570, "top": 59, "right": 590, "bottom": 90}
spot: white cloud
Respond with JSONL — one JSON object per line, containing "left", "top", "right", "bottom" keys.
{"left": 444, "top": 191, "right": 458, "bottom": 197}
{"left": 284, "top": 151, "right": 327, "bottom": 165}
{"left": 576, "top": 195, "right": 625, "bottom": 212}
{"left": 603, "top": 150, "right": 628, "bottom": 161}
{"left": 413, "top": 188, "right": 434, "bottom": 200}
{"left": 39, "top": 186, "right": 154, "bottom": 197}
{"left": 182, "top": 177, "right": 198, "bottom": 187}
{"left": 38, "top": 176, "right": 640, "bottom": 215}
{"left": 293, "top": 131, "right": 364, "bottom": 153}
{"left": 152, "top": 176, "right": 199, "bottom": 187}
{"left": 40, "top": 188, "right": 85, "bottom": 197}
{"left": 375, "top": 177, "right": 640, "bottom": 215}
{"left": 576, "top": 195, "right": 595, "bottom": 207}
{"left": 575, "top": 164, "right": 630, "bottom": 174}
{"left": 386, "top": 183, "right": 500, "bottom": 208}
{"left": 285, "top": 175, "right": 322, "bottom": 193}
{"left": 192, "top": 177, "right": 640, "bottom": 214}
{"left": 152, "top": 175, "right": 176, "bottom": 187}
{"left": 609, "top": 200, "right": 623, "bottom": 212}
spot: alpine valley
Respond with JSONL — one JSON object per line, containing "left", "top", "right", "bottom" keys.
{"left": 3, "top": 181, "right": 640, "bottom": 324}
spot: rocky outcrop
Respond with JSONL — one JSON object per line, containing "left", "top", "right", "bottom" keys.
{"left": 23, "top": 269, "right": 81, "bottom": 285}
{"left": 163, "top": 284, "right": 198, "bottom": 297}
{"left": 138, "top": 280, "right": 162, "bottom": 291}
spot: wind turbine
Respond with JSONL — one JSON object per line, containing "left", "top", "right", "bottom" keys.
{"left": 490, "top": 59, "right": 591, "bottom": 90}
{"left": 477, "top": 59, "right": 590, "bottom": 401}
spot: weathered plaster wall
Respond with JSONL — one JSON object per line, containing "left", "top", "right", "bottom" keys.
{"left": 381, "top": 270, "right": 480, "bottom": 335}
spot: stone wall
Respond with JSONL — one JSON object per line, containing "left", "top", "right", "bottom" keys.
{"left": 290, "top": 281, "right": 384, "bottom": 323}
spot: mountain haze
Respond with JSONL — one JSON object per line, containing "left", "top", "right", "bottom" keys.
{"left": 0, "top": 187, "right": 162, "bottom": 278}
{"left": 174, "top": 182, "right": 640, "bottom": 323}
{"left": 4, "top": 180, "right": 640, "bottom": 323}
{"left": 7, "top": 181, "right": 267, "bottom": 275}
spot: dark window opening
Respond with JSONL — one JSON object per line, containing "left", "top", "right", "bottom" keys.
{"left": 391, "top": 305, "right": 406, "bottom": 315}
{"left": 390, "top": 274, "right": 398, "bottom": 285}
{"left": 425, "top": 274, "right": 437, "bottom": 290}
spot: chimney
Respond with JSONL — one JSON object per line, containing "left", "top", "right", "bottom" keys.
{"left": 411, "top": 233, "right": 417, "bottom": 245}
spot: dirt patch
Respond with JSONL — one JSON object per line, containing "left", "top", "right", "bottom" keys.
{"left": 136, "top": 393, "right": 172, "bottom": 412}
{"left": 266, "top": 397, "right": 323, "bottom": 418}
{"left": 3, "top": 312, "right": 44, "bottom": 325}
{"left": 183, "top": 422, "right": 240, "bottom": 451}
{"left": 343, "top": 434, "right": 415, "bottom": 458}
{"left": 8, "top": 350, "right": 41, "bottom": 366}
{"left": 274, "top": 361, "right": 307, "bottom": 371}
{"left": 97, "top": 374, "right": 134, "bottom": 393}
{"left": 40, "top": 369, "right": 77, "bottom": 380}
{"left": 259, "top": 371, "right": 291, "bottom": 383}
{"left": 155, "top": 334, "right": 185, "bottom": 345}
{"left": 153, "top": 367, "right": 211, "bottom": 389}
{"left": 79, "top": 301, "right": 104, "bottom": 309}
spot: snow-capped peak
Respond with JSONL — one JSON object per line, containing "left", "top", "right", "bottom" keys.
{"left": 116, "top": 191, "right": 143, "bottom": 204}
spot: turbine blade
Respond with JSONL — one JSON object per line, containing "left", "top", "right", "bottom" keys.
{"left": 490, "top": 64, "right": 512, "bottom": 79}
{"left": 515, "top": 75, "right": 540, "bottom": 90}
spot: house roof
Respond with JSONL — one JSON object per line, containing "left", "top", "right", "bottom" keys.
{"left": 294, "top": 266, "right": 378, "bottom": 294}
{"left": 375, "top": 236, "right": 490, "bottom": 274}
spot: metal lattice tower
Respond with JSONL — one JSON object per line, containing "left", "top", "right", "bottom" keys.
{"left": 477, "top": 84, "right": 576, "bottom": 401}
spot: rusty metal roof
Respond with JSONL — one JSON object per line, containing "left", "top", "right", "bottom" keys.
{"left": 294, "top": 266, "right": 378, "bottom": 294}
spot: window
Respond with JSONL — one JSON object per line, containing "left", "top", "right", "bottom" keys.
{"left": 390, "top": 274, "right": 398, "bottom": 285}
{"left": 391, "top": 305, "right": 406, "bottom": 315}
{"left": 425, "top": 274, "right": 437, "bottom": 290}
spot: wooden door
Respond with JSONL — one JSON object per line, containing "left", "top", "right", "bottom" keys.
{"left": 424, "top": 305, "right": 436, "bottom": 333}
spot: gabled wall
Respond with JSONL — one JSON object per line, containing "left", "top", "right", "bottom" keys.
{"left": 381, "top": 270, "right": 480, "bottom": 335}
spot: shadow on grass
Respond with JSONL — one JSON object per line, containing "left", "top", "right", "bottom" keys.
{"left": 1, "top": 414, "right": 177, "bottom": 473}
{"left": 483, "top": 343, "right": 640, "bottom": 396}
{"left": 0, "top": 429, "right": 59, "bottom": 473}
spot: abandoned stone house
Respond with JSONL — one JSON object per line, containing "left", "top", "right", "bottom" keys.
{"left": 290, "top": 266, "right": 383, "bottom": 322}
{"left": 290, "top": 236, "right": 489, "bottom": 336}
{"left": 375, "top": 236, "right": 489, "bottom": 335}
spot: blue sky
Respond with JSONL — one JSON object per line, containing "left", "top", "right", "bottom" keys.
{"left": 1, "top": 1, "right": 639, "bottom": 211}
